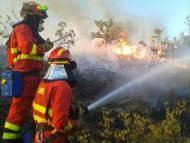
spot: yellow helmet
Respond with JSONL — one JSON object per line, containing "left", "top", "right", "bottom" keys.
{"left": 20, "top": 2, "right": 48, "bottom": 19}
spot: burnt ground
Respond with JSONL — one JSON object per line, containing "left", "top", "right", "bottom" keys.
{"left": 0, "top": 57, "right": 190, "bottom": 142}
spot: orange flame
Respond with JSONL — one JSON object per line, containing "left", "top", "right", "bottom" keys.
{"left": 114, "top": 41, "right": 149, "bottom": 60}
{"left": 114, "top": 32, "right": 151, "bottom": 60}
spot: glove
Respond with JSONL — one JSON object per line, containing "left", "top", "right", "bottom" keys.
{"left": 76, "top": 106, "right": 83, "bottom": 119}
{"left": 69, "top": 105, "right": 83, "bottom": 128}
{"left": 75, "top": 106, "right": 83, "bottom": 128}
{"left": 41, "top": 38, "right": 54, "bottom": 52}
{"left": 69, "top": 105, "right": 83, "bottom": 119}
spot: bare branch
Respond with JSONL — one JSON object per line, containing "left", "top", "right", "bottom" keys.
{"left": 55, "top": 21, "right": 76, "bottom": 49}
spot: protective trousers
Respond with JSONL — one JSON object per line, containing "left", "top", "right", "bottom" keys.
{"left": 2, "top": 76, "right": 41, "bottom": 143}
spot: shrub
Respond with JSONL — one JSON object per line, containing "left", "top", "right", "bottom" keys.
{"left": 75, "top": 102, "right": 189, "bottom": 143}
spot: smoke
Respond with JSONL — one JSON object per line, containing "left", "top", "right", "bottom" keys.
{"left": 119, "top": 45, "right": 190, "bottom": 95}
{"left": 1, "top": 0, "right": 168, "bottom": 49}
{"left": 39, "top": 0, "right": 166, "bottom": 67}
{"left": 87, "top": 52, "right": 190, "bottom": 110}
{"left": 63, "top": 0, "right": 164, "bottom": 41}
{"left": 0, "top": 1, "right": 186, "bottom": 68}
{"left": 37, "top": 0, "right": 166, "bottom": 51}
{"left": 1, "top": 0, "right": 189, "bottom": 111}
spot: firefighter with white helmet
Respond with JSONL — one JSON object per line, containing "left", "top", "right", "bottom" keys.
{"left": 33, "top": 47, "right": 82, "bottom": 143}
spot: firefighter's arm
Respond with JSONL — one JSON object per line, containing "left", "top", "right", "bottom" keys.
{"left": 16, "top": 25, "right": 44, "bottom": 55}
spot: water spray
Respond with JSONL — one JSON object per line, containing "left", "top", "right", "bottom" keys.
{"left": 87, "top": 56, "right": 190, "bottom": 111}
{"left": 82, "top": 106, "right": 89, "bottom": 115}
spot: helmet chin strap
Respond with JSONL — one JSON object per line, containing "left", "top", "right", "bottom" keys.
{"left": 38, "top": 19, "right": 44, "bottom": 32}
{"left": 38, "top": 24, "right": 44, "bottom": 32}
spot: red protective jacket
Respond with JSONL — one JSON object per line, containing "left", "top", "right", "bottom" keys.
{"left": 8, "top": 24, "right": 44, "bottom": 72}
{"left": 33, "top": 80, "right": 77, "bottom": 142}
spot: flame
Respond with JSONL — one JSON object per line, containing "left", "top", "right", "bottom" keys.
{"left": 136, "top": 49, "right": 147, "bottom": 59}
{"left": 114, "top": 32, "right": 149, "bottom": 59}
{"left": 114, "top": 41, "right": 148, "bottom": 60}
{"left": 115, "top": 42, "right": 136, "bottom": 55}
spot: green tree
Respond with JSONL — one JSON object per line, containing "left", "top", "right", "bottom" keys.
{"left": 90, "top": 19, "right": 123, "bottom": 55}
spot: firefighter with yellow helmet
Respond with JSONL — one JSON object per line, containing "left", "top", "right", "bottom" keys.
{"left": 2, "top": 2, "right": 53, "bottom": 143}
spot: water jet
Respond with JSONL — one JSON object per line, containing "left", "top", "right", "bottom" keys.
{"left": 87, "top": 56, "right": 190, "bottom": 111}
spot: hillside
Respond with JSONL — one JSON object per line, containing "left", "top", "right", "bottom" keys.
{"left": 0, "top": 46, "right": 190, "bottom": 142}
{"left": 0, "top": 59, "right": 190, "bottom": 142}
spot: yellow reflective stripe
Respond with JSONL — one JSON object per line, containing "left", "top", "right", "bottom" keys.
{"left": 29, "top": 44, "right": 37, "bottom": 55}
{"left": 33, "top": 114, "right": 47, "bottom": 123}
{"left": 33, "top": 102, "right": 52, "bottom": 117}
{"left": 5, "top": 122, "right": 21, "bottom": 131}
{"left": 3, "top": 133, "right": 21, "bottom": 139}
{"left": 57, "top": 48, "right": 66, "bottom": 56}
{"left": 13, "top": 54, "right": 43, "bottom": 64}
{"left": 11, "top": 48, "right": 19, "bottom": 54}
{"left": 37, "top": 5, "right": 48, "bottom": 11}
{"left": 48, "top": 61, "right": 69, "bottom": 64}
{"left": 37, "top": 87, "right": 45, "bottom": 95}
{"left": 1, "top": 79, "right": 6, "bottom": 85}
{"left": 64, "top": 120, "right": 73, "bottom": 131}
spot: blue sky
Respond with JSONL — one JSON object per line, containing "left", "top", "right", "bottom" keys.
{"left": 0, "top": 0, "right": 189, "bottom": 43}
{"left": 125, "top": 0, "right": 189, "bottom": 37}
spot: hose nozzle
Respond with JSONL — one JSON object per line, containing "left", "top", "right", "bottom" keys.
{"left": 82, "top": 106, "right": 89, "bottom": 115}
